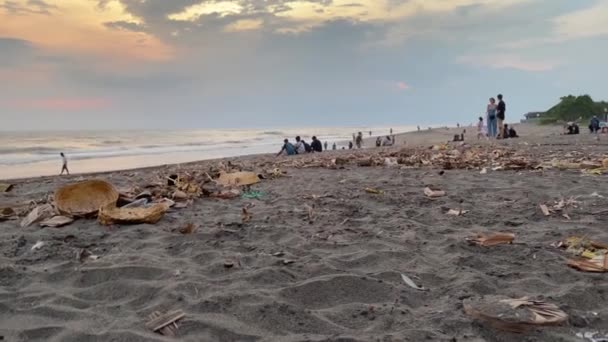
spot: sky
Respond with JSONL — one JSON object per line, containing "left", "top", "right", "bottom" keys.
{"left": 1, "top": 0, "right": 607, "bottom": 131}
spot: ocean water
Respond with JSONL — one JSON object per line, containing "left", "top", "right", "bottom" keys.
{"left": 0, "top": 126, "right": 415, "bottom": 180}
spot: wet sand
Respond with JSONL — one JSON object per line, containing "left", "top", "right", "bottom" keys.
{"left": 1, "top": 123, "right": 608, "bottom": 341}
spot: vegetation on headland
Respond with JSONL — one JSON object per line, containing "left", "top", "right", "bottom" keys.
{"left": 540, "top": 95, "right": 608, "bottom": 124}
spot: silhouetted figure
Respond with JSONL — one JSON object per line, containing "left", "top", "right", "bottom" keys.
{"left": 60, "top": 152, "right": 70, "bottom": 175}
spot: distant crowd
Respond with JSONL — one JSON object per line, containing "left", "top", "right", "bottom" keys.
{"left": 277, "top": 130, "right": 395, "bottom": 156}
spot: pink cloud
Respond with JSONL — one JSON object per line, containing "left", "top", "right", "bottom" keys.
{"left": 457, "top": 54, "right": 559, "bottom": 72}
{"left": 396, "top": 81, "right": 410, "bottom": 90}
{"left": 7, "top": 98, "right": 112, "bottom": 111}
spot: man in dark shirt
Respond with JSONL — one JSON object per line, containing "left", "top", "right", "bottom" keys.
{"left": 310, "top": 136, "right": 323, "bottom": 152}
{"left": 496, "top": 94, "right": 506, "bottom": 139}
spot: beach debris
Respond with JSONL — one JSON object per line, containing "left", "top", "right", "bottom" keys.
{"left": 424, "top": 187, "right": 445, "bottom": 198}
{"left": 146, "top": 310, "right": 185, "bottom": 337}
{"left": 463, "top": 296, "right": 568, "bottom": 332}
{"left": 576, "top": 330, "right": 608, "bottom": 342}
{"left": 21, "top": 204, "right": 55, "bottom": 228}
{"left": 134, "top": 191, "right": 152, "bottom": 200}
{"left": 55, "top": 180, "right": 119, "bottom": 217}
{"left": 241, "top": 190, "right": 264, "bottom": 199}
{"left": 98, "top": 202, "right": 169, "bottom": 225}
{"left": 214, "top": 189, "right": 241, "bottom": 199}
{"left": 172, "top": 190, "right": 188, "bottom": 201}
{"left": 555, "top": 237, "right": 608, "bottom": 272}
{"left": 384, "top": 157, "right": 399, "bottom": 167}
{"left": 241, "top": 207, "right": 252, "bottom": 223}
{"left": 31, "top": 241, "right": 45, "bottom": 251}
{"left": 365, "top": 188, "right": 384, "bottom": 194}
{"left": 466, "top": 233, "right": 515, "bottom": 247}
{"left": 40, "top": 216, "right": 74, "bottom": 228}
{"left": 304, "top": 204, "right": 315, "bottom": 222}
{"left": 480, "top": 168, "right": 487, "bottom": 174}
{"left": 167, "top": 174, "right": 178, "bottom": 186}
{"left": 447, "top": 209, "right": 469, "bottom": 216}
{"left": 121, "top": 198, "right": 149, "bottom": 208}
{"left": 178, "top": 223, "right": 197, "bottom": 234}
{"left": 0, "top": 183, "right": 13, "bottom": 192}
{"left": 0, "top": 207, "right": 16, "bottom": 221}
{"left": 590, "top": 192, "right": 604, "bottom": 198}
{"left": 224, "top": 260, "right": 235, "bottom": 268}
{"left": 400, "top": 273, "right": 428, "bottom": 291}
{"left": 77, "top": 248, "right": 99, "bottom": 263}
{"left": 272, "top": 251, "right": 285, "bottom": 257}
{"left": 217, "top": 171, "right": 259, "bottom": 187}
{"left": 539, "top": 204, "right": 551, "bottom": 216}
{"left": 283, "top": 259, "right": 295, "bottom": 265}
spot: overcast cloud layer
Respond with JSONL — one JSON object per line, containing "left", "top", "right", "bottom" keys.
{"left": 1, "top": 0, "right": 607, "bottom": 130}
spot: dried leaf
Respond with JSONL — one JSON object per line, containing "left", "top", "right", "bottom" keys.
{"left": 0, "top": 183, "right": 13, "bottom": 192}
{"left": 467, "top": 233, "right": 515, "bottom": 247}
{"left": 217, "top": 171, "right": 259, "bottom": 187}
{"left": 98, "top": 202, "right": 169, "bottom": 225}
{"left": 241, "top": 207, "right": 252, "bottom": 223}
{"left": 400, "top": 273, "right": 428, "bottom": 291}
{"left": 539, "top": 204, "right": 551, "bottom": 216}
{"left": 40, "top": 216, "right": 74, "bottom": 228}
{"left": 447, "top": 209, "right": 469, "bottom": 216}
{"left": 424, "top": 187, "right": 445, "bottom": 198}
{"left": 567, "top": 257, "right": 607, "bottom": 273}
{"left": 179, "top": 223, "right": 197, "bottom": 234}
{"left": 365, "top": 188, "right": 383, "bottom": 194}
{"left": 21, "top": 204, "right": 55, "bottom": 228}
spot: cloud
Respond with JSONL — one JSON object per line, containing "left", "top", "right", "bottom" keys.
{"left": 224, "top": 19, "right": 264, "bottom": 32}
{"left": 552, "top": 1, "right": 608, "bottom": 40}
{"left": 0, "top": 0, "right": 57, "bottom": 15}
{"left": 103, "top": 20, "right": 146, "bottom": 32}
{"left": 457, "top": 54, "right": 560, "bottom": 72}
{"left": 396, "top": 81, "right": 410, "bottom": 90}
{"left": 6, "top": 97, "right": 112, "bottom": 110}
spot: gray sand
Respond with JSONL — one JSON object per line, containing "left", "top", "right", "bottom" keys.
{"left": 1, "top": 124, "right": 607, "bottom": 341}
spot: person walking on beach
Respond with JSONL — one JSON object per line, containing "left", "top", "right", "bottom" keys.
{"left": 60, "top": 152, "right": 70, "bottom": 175}
{"left": 355, "top": 132, "right": 363, "bottom": 148}
{"left": 311, "top": 136, "right": 323, "bottom": 152}
{"left": 486, "top": 97, "right": 498, "bottom": 138}
{"left": 277, "top": 139, "right": 296, "bottom": 156}
{"left": 324, "top": 141, "right": 328, "bottom": 151}
{"left": 496, "top": 94, "right": 506, "bottom": 139}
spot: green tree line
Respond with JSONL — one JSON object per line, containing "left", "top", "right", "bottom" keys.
{"left": 540, "top": 95, "right": 608, "bottom": 124}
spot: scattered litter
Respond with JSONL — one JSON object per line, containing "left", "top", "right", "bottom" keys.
{"left": 283, "top": 259, "right": 295, "bottom": 265}
{"left": 98, "top": 202, "right": 169, "bottom": 225}
{"left": 400, "top": 273, "right": 428, "bottom": 291}
{"left": 241, "top": 190, "right": 264, "bottom": 199}
{"left": 21, "top": 204, "right": 55, "bottom": 228}
{"left": 466, "top": 233, "right": 515, "bottom": 247}
{"left": 463, "top": 296, "right": 568, "bottom": 332}
{"left": 55, "top": 180, "right": 119, "bottom": 216}
{"left": 272, "top": 251, "right": 285, "bottom": 257}
{"left": 40, "top": 216, "right": 74, "bottom": 228}
{"left": 77, "top": 248, "right": 99, "bottom": 263}
{"left": 31, "top": 241, "right": 45, "bottom": 251}
{"left": 424, "top": 187, "right": 445, "bottom": 198}
{"left": 217, "top": 171, "right": 259, "bottom": 187}
{"left": 0, "top": 183, "right": 13, "bottom": 192}
{"left": 0, "top": 207, "right": 16, "bottom": 221}
{"left": 384, "top": 158, "right": 399, "bottom": 167}
{"left": 576, "top": 331, "right": 608, "bottom": 342}
{"left": 365, "top": 188, "right": 384, "bottom": 195}
{"left": 224, "top": 260, "right": 235, "bottom": 268}
{"left": 554, "top": 237, "right": 608, "bottom": 272}
{"left": 121, "top": 198, "right": 149, "bottom": 208}
{"left": 178, "top": 223, "right": 197, "bottom": 234}
{"left": 172, "top": 190, "right": 188, "bottom": 200}
{"left": 146, "top": 310, "right": 185, "bottom": 337}
{"left": 447, "top": 209, "right": 469, "bottom": 216}
{"left": 539, "top": 204, "right": 551, "bottom": 216}
{"left": 214, "top": 189, "right": 241, "bottom": 199}
{"left": 173, "top": 270, "right": 181, "bottom": 277}
{"left": 562, "top": 213, "right": 571, "bottom": 220}
{"left": 590, "top": 192, "right": 604, "bottom": 198}
{"left": 480, "top": 168, "right": 487, "bottom": 174}
{"left": 241, "top": 207, "right": 252, "bottom": 223}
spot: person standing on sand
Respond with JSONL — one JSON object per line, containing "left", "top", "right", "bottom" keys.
{"left": 486, "top": 97, "right": 498, "bottom": 138}
{"left": 60, "top": 152, "right": 70, "bottom": 175}
{"left": 496, "top": 94, "right": 506, "bottom": 139}
{"left": 356, "top": 132, "right": 363, "bottom": 148}
{"left": 477, "top": 117, "right": 487, "bottom": 139}
{"left": 324, "top": 141, "right": 328, "bottom": 151}
{"left": 332, "top": 142, "right": 337, "bottom": 150}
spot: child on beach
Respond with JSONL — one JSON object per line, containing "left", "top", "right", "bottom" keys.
{"left": 477, "top": 117, "right": 487, "bottom": 139}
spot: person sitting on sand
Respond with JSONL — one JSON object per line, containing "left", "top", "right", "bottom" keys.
{"left": 277, "top": 139, "right": 296, "bottom": 156}
{"left": 60, "top": 152, "right": 70, "bottom": 175}
{"left": 382, "top": 135, "right": 393, "bottom": 146}
{"left": 311, "top": 136, "right": 323, "bottom": 153}
{"left": 348, "top": 141, "right": 353, "bottom": 149}
{"left": 375, "top": 137, "right": 382, "bottom": 147}
{"left": 565, "top": 122, "right": 580, "bottom": 135}
{"left": 508, "top": 125, "right": 519, "bottom": 138}
{"left": 589, "top": 116, "right": 600, "bottom": 133}
{"left": 294, "top": 136, "right": 308, "bottom": 154}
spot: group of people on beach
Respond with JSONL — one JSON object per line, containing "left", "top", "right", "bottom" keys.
{"left": 277, "top": 130, "right": 396, "bottom": 156}
{"left": 477, "top": 94, "right": 518, "bottom": 139}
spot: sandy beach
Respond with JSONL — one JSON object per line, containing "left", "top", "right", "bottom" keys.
{"left": 1, "top": 123, "right": 608, "bottom": 342}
